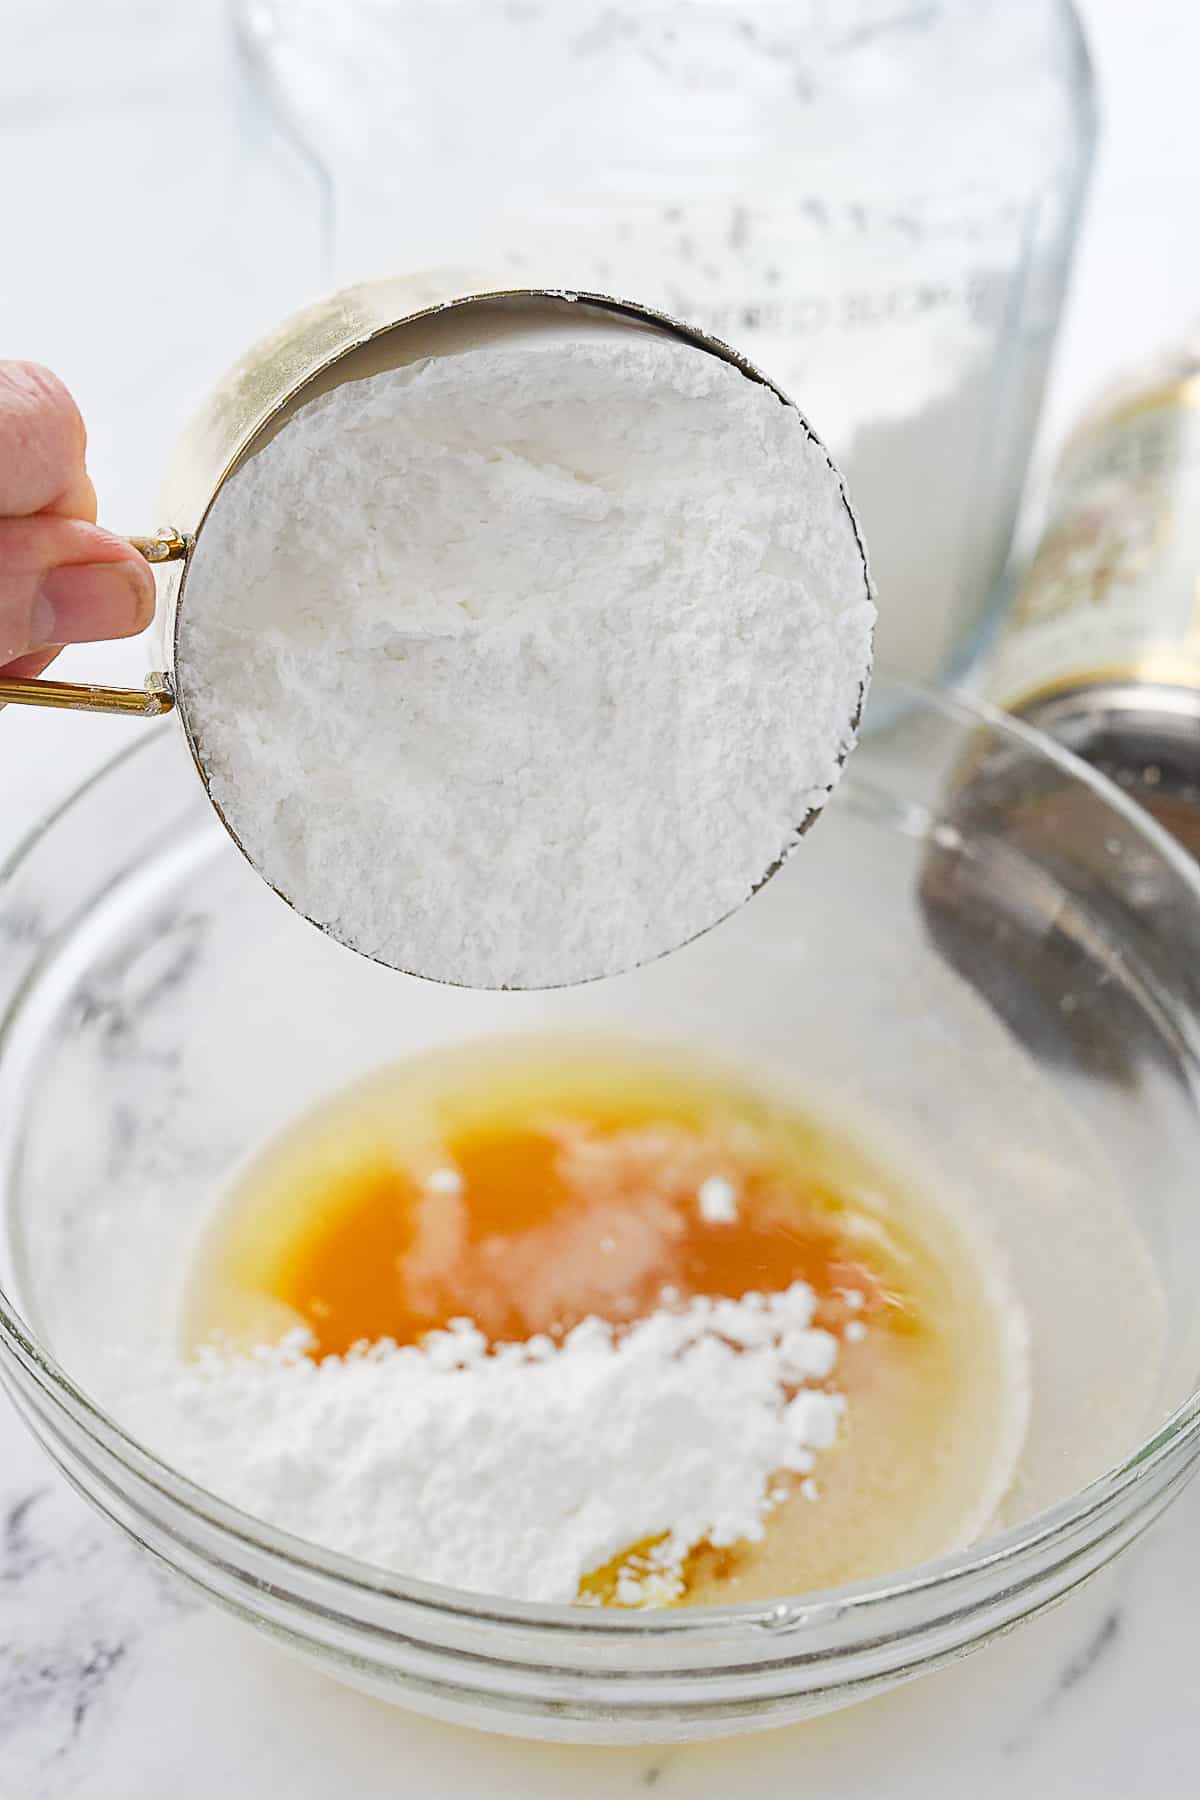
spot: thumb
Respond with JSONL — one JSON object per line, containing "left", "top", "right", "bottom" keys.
{"left": 0, "top": 514, "right": 156, "bottom": 668}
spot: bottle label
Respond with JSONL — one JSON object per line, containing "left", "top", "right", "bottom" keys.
{"left": 988, "top": 376, "right": 1200, "bottom": 710}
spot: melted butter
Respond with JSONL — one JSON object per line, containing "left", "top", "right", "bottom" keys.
{"left": 185, "top": 1034, "right": 1028, "bottom": 1606}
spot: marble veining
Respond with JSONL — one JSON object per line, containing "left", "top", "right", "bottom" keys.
{"left": 0, "top": 1451, "right": 196, "bottom": 1794}
{"left": 1046, "top": 1608, "right": 1123, "bottom": 1707}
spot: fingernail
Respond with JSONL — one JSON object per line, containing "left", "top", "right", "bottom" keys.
{"left": 35, "top": 558, "right": 156, "bottom": 647}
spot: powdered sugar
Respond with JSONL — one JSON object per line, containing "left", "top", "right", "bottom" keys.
{"left": 115, "top": 1284, "right": 850, "bottom": 1606}
{"left": 697, "top": 1174, "right": 738, "bottom": 1224}
{"left": 178, "top": 320, "right": 873, "bottom": 988}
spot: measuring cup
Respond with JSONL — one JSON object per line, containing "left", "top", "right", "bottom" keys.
{"left": 0, "top": 281, "right": 871, "bottom": 983}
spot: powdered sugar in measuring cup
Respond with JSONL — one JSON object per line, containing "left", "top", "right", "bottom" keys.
{"left": 0, "top": 289, "right": 874, "bottom": 988}
{"left": 176, "top": 293, "right": 875, "bottom": 988}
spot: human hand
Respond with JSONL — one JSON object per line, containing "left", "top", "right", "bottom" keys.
{"left": 0, "top": 362, "right": 156, "bottom": 681}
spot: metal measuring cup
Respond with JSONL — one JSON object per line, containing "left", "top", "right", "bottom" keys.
{"left": 0, "top": 281, "right": 871, "bottom": 982}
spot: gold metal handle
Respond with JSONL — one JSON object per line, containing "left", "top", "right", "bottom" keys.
{"left": 123, "top": 528, "right": 188, "bottom": 566}
{"left": 0, "top": 671, "right": 174, "bottom": 716}
{"left": 0, "top": 529, "right": 187, "bottom": 718}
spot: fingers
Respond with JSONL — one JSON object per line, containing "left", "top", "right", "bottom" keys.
{"left": 0, "top": 515, "right": 156, "bottom": 668}
{"left": 0, "top": 361, "right": 97, "bottom": 521}
{"left": 0, "top": 647, "right": 58, "bottom": 681}
{"left": 0, "top": 361, "right": 146, "bottom": 688}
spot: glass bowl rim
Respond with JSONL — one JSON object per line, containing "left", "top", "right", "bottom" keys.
{"left": 2, "top": 675, "right": 1199, "bottom": 1644}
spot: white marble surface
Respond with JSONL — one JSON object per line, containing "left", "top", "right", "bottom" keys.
{"left": 3, "top": 2, "right": 1200, "bottom": 1794}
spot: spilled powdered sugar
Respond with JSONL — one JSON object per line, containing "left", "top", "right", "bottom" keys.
{"left": 114, "top": 1284, "right": 850, "bottom": 1605}
{"left": 178, "top": 325, "right": 873, "bottom": 988}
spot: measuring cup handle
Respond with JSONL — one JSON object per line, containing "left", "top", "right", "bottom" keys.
{"left": 0, "top": 529, "right": 187, "bottom": 717}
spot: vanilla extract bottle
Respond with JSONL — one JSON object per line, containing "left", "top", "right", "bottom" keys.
{"left": 985, "top": 336, "right": 1200, "bottom": 859}
{"left": 921, "top": 340, "right": 1200, "bottom": 1071}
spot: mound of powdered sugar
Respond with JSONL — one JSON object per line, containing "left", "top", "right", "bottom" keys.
{"left": 114, "top": 1284, "right": 849, "bottom": 1605}
{"left": 178, "top": 324, "right": 873, "bottom": 987}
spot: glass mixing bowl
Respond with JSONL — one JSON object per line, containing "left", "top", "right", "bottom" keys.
{"left": 1, "top": 679, "right": 1199, "bottom": 1744}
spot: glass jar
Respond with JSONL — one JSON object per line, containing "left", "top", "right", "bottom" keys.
{"left": 235, "top": 0, "right": 1094, "bottom": 683}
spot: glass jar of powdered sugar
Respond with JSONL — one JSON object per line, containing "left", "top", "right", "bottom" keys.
{"left": 233, "top": 0, "right": 1094, "bottom": 683}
